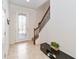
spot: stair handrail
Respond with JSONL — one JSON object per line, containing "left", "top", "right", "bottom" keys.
{"left": 33, "top": 6, "right": 50, "bottom": 45}
{"left": 34, "top": 6, "right": 50, "bottom": 31}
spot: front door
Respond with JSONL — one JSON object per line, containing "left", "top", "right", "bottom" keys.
{"left": 17, "top": 14, "right": 27, "bottom": 42}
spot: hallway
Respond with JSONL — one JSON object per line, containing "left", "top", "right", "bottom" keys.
{"left": 2, "top": 0, "right": 76, "bottom": 59}
{"left": 7, "top": 41, "right": 49, "bottom": 59}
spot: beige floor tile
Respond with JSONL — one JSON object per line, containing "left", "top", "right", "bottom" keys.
{"left": 7, "top": 41, "right": 49, "bottom": 59}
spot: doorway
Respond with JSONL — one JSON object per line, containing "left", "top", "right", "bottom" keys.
{"left": 17, "top": 14, "right": 27, "bottom": 41}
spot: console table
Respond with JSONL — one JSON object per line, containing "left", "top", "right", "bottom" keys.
{"left": 40, "top": 43, "right": 75, "bottom": 59}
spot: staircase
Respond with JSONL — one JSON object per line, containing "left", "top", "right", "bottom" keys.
{"left": 32, "top": 6, "right": 50, "bottom": 45}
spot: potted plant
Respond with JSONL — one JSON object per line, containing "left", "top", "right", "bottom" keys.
{"left": 51, "top": 42, "right": 60, "bottom": 51}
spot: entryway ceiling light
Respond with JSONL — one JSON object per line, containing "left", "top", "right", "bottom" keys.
{"left": 26, "top": 0, "right": 30, "bottom": 2}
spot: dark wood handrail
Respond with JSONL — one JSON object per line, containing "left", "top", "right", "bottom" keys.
{"left": 33, "top": 6, "right": 50, "bottom": 45}
{"left": 34, "top": 6, "right": 50, "bottom": 30}
{"left": 39, "top": 6, "right": 50, "bottom": 25}
{"left": 34, "top": 26, "right": 39, "bottom": 30}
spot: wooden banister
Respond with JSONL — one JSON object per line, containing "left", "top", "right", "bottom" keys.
{"left": 34, "top": 6, "right": 50, "bottom": 31}
{"left": 39, "top": 6, "right": 50, "bottom": 25}
{"left": 33, "top": 6, "right": 50, "bottom": 45}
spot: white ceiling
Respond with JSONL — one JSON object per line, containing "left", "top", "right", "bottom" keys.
{"left": 9, "top": 0, "right": 49, "bottom": 9}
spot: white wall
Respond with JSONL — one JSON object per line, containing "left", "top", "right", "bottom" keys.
{"left": 2, "top": 0, "right": 10, "bottom": 59}
{"left": 9, "top": 3, "right": 36, "bottom": 44}
{"left": 37, "top": 0, "right": 76, "bottom": 58}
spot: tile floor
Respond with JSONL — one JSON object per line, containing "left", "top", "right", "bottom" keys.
{"left": 7, "top": 40, "right": 49, "bottom": 59}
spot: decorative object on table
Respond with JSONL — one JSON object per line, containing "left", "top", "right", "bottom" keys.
{"left": 40, "top": 43, "right": 56, "bottom": 59}
{"left": 7, "top": 18, "right": 10, "bottom": 25}
{"left": 40, "top": 43, "right": 75, "bottom": 59}
{"left": 51, "top": 42, "right": 60, "bottom": 51}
